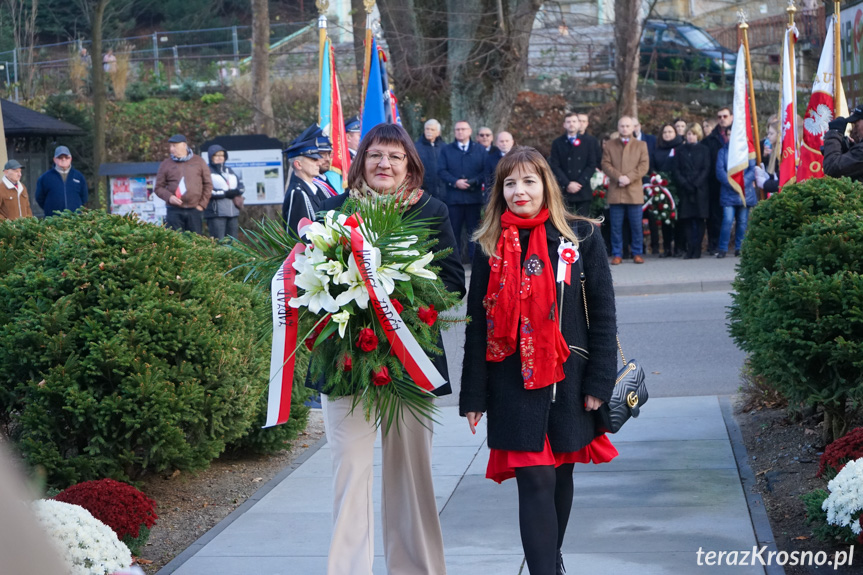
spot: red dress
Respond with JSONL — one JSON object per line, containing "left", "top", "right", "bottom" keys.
{"left": 486, "top": 434, "right": 618, "bottom": 484}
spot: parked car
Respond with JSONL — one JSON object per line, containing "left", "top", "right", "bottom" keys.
{"left": 640, "top": 19, "right": 736, "bottom": 84}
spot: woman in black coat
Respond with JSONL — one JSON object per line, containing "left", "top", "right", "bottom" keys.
{"left": 460, "top": 147, "right": 618, "bottom": 575}
{"left": 654, "top": 123, "right": 685, "bottom": 257}
{"left": 672, "top": 124, "right": 711, "bottom": 259}
{"left": 317, "top": 124, "right": 466, "bottom": 575}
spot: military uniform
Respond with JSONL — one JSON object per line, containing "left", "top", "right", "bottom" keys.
{"left": 282, "top": 132, "right": 326, "bottom": 234}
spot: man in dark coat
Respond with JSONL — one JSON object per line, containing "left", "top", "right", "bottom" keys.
{"left": 282, "top": 134, "right": 325, "bottom": 234}
{"left": 549, "top": 112, "right": 599, "bottom": 217}
{"left": 483, "top": 131, "right": 514, "bottom": 192}
{"left": 702, "top": 107, "right": 733, "bottom": 254}
{"left": 822, "top": 106, "right": 863, "bottom": 182}
{"left": 438, "top": 120, "right": 487, "bottom": 260}
{"left": 415, "top": 119, "right": 445, "bottom": 199}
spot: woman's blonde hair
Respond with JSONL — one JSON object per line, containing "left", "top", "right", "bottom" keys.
{"left": 686, "top": 123, "right": 704, "bottom": 141}
{"left": 473, "top": 147, "right": 592, "bottom": 258}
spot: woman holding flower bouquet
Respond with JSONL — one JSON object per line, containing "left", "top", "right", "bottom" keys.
{"left": 460, "top": 147, "right": 618, "bottom": 575}
{"left": 315, "top": 123, "right": 465, "bottom": 575}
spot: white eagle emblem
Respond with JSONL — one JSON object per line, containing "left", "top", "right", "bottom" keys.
{"left": 804, "top": 104, "right": 833, "bottom": 136}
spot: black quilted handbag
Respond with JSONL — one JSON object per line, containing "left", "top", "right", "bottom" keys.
{"left": 579, "top": 268, "right": 649, "bottom": 434}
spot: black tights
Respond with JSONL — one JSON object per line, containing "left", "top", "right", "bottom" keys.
{"left": 515, "top": 463, "right": 575, "bottom": 575}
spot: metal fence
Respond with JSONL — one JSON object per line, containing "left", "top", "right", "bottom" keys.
{"left": 0, "top": 21, "right": 314, "bottom": 100}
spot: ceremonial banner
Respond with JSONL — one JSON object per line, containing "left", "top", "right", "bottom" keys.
{"left": 361, "top": 37, "right": 387, "bottom": 138}
{"left": 728, "top": 44, "right": 755, "bottom": 205}
{"left": 779, "top": 25, "right": 799, "bottom": 189}
{"left": 264, "top": 243, "right": 305, "bottom": 428}
{"left": 318, "top": 39, "right": 350, "bottom": 194}
{"left": 798, "top": 16, "right": 848, "bottom": 182}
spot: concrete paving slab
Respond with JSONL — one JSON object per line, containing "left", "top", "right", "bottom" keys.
{"left": 574, "top": 439, "right": 736, "bottom": 472}
{"left": 610, "top": 414, "right": 729, "bottom": 441}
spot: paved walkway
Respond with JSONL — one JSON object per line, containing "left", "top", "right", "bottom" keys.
{"left": 160, "top": 255, "right": 777, "bottom": 575}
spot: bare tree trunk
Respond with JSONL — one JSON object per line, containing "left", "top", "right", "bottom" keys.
{"left": 5, "top": 0, "right": 39, "bottom": 99}
{"left": 92, "top": 0, "right": 109, "bottom": 207}
{"left": 351, "top": 0, "right": 366, "bottom": 92}
{"left": 614, "top": 0, "right": 641, "bottom": 119}
{"left": 251, "top": 0, "right": 275, "bottom": 137}
{"left": 376, "top": 0, "right": 449, "bottom": 134}
{"left": 446, "top": 0, "right": 542, "bottom": 133}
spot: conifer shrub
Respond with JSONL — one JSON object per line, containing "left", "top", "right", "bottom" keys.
{"left": 738, "top": 213, "right": 863, "bottom": 443}
{"left": 0, "top": 211, "right": 308, "bottom": 487}
{"left": 729, "top": 177, "right": 863, "bottom": 349}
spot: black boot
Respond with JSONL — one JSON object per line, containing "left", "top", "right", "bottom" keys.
{"left": 557, "top": 550, "right": 566, "bottom": 574}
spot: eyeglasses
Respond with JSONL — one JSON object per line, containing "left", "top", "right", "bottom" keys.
{"left": 478, "top": 133, "right": 493, "bottom": 138}
{"left": 717, "top": 114, "right": 730, "bottom": 119}
{"left": 366, "top": 151, "right": 406, "bottom": 166}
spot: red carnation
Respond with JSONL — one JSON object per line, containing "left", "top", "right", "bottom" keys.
{"left": 342, "top": 354, "right": 353, "bottom": 371}
{"left": 391, "top": 299, "right": 404, "bottom": 315}
{"left": 418, "top": 305, "right": 438, "bottom": 326}
{"left": 372, "top": 366, "right": 391, "bottom": 386}
{"left": 357, "top": 328, "right": 379, "bottom": 352}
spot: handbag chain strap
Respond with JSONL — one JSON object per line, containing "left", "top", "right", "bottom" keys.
{"left": 580, "top": 272, "right": 627, "bottom": 366}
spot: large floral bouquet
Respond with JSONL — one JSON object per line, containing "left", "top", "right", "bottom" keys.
{"left": 32, "top": 499, "right": 132, "bottom": 575}
{"left": 236, "top": 196, "right": 462, "bottom": 430}
{"left": 643, "top": 172, "right": 677, "bottom": 225}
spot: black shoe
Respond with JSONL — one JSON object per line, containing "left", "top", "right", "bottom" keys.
{"left": 716, "top": 251, "right": 727, "bottom": 259}
{"left": 735, "top": 249, "right": 740, "bottom": 256}
{"left": 557, "top": 550, "right": 566, "bottom": 575}
{"left": 683, "top": 253, "right": 694, "bottom": 260}
{"left": 658, "top": 252, "right": 670, "bottom": 258}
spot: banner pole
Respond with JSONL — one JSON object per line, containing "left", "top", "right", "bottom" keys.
{"left": 317, "top": 1, "right": 329, "bottom": 122}
{"left": 740, "top": 21, "right": 762, "bottom": 167}
{"left": 360, "top": 0, "right": 376, "bottom": 114}
{"left": 834, "top": 1, "right": 841, "bottom": 116}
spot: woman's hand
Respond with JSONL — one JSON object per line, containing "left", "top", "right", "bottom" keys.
{"left": 584, "top": 395, "right": 604, "bottom": 411}
{"left": 466, "top": 412, "right": 483, "bottom": 435}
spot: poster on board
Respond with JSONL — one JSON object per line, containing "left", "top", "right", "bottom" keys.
{"left": 109, "top": 175, "right": 167, "bottom": 226}
{"left": 202, "top": 148, "right": 284, "bottom": 205}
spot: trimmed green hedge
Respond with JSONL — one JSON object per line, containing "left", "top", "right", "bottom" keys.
{"left": 0, "top": 210, "right": 308, "bottom": 487}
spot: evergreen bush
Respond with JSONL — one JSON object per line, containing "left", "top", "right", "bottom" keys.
{"left": 729, "top": 177, "right": 863, "bottom": 349}
{"left": 737, "top": 213, "right": 863, "bottom": 443}
{"left": 0, "top": 211, "right": 308, "bottom": 487}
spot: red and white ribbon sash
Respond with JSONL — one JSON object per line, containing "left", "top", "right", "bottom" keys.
{"left": 264, "top": 243, "right": 305, "bottom": 428}
{"left": 347, "top": 222, "right": 446, "bottom": 393}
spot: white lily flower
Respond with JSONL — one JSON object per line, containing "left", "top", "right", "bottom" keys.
{"left": 377, "top": 264, "right": 410, "bottom": 294}
{"left": 390, "top": 235, "right": 420, "bottom": 257}
{"left": 404, "top": 251, "right": 437, "bottom": 280}
{"left": 335, "top": 256, "right": 370, "bottom": 309}
{"left": 291, "top": 268, "right": 339, "bottom": 313}
{"left": 319, "top": 259, "right": 344, "bottom": 279}
{"left": 331, "top": 310, "right": 351, "bottom": 338}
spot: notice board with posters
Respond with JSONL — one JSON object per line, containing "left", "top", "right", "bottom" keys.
{"left": 100, "top": 162, "right": 166, "bottom": 225}
{"left": 201, "top": 134, "right": 286, "bottom": 205}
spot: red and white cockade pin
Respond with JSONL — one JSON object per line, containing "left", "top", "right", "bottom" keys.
{"left": 557, "top": 241, "right": 579, "bottom": 284}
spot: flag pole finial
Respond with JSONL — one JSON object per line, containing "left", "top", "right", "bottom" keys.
{"left": 316, "top": 0, "right": 329, "bottom": 14}
{"left": 737, "top": 10, "right": 748, "bottom": 28}
{"left": 364, "top": 0, "right": 376, "bottom": 14}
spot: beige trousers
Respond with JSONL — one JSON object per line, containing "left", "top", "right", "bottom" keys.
{"left": 322, "top": 394, "right": 446, "bottom": 575}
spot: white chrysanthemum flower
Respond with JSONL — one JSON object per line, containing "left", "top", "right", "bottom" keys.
{"left": 32, "top": 499, "right": 132, "bottom": 575}
{"left": 823, "top": 457, "right": 863, "bottom": 535}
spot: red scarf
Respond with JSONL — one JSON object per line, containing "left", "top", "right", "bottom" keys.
{"left": 484, "top": 208, "right": 570, "bottom": 389}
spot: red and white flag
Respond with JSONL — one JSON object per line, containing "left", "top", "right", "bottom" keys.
{"left": 798, "top": 15, "right": 848, "bottom": 182}
{"left": 728, "top": 43, "right": 755, "bottom": 206}
{"left": 778, "top": 25, "right": 799, "bottom": 189}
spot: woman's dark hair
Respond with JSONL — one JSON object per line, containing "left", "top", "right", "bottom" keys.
{"left": 346, "top": 123, "right": 425, "bottom": 191}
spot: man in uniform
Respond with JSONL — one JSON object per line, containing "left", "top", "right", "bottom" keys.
{"left": 549, "top": 112, "right": 599, "bottom": 217}
{"left": 823, "top": 106, "right": 863, "bottom": 182}
{"left": 283, "top": 134, "right": 325, "bottom": 234}
{"left": 345, "top": 115, "right": 361, "bottom": 159}
{"left": 0, "top": 160, "right": 33, "bottom": 221}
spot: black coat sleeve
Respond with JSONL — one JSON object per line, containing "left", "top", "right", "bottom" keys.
{"left": 575, "top": 138, "right": 598, "bottom": 190}
{"left": 459, "top": 248, "right": 491, "bottom": 415}
{"left": 578, "top": 223, "right": 618, "bottom": 402}
{"left": 428, "top": 200, "right": 467, "bottom": 299}
{"left": 548, "top": 139, "right": 570, "bottom": 192}
{"left": 822, "top": 131, "right": 863, "bottom": 180}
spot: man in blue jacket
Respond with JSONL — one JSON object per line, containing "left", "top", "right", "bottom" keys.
{"left": 438, "top": 120, "right": 487, "bottom": 260}
{"left": 36, "top": 146, "right": 88, "bottom": 217}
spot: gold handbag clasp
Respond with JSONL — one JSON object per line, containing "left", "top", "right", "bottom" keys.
{"left": 626, "top": 391, "right": 639, "bottom": 408}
